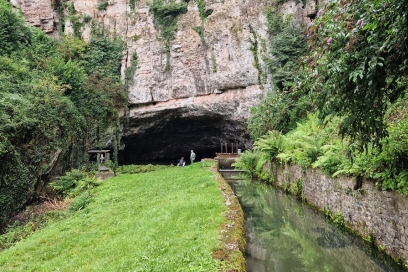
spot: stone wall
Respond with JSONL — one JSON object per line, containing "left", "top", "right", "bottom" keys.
{"left": 268, "top": 162, "right": 408, "bottom": 263}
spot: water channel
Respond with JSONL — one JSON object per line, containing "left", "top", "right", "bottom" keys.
{"left": 224, "top": 177, "right": 404, "bottom": 272}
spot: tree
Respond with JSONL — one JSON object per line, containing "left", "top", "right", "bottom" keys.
{"left": 302, "top": 0, "right": 408, "bottom": 149}
{"left": 0, "top": 0, "right": 127, "bottom": 228}
{"left": 247, "top": 8, "right": 310, "bottom": 140}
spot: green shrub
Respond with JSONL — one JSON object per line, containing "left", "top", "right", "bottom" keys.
{"left": 196, "top": 0, "right": 210, "bottom": 21}
{"left": 247, "top": 89, "right": 313, "bottom": 141}
{"left": 232, "top": 150, "right": 262, "bottom": 177}
{"left": 50, "top": 170, "right": 86, "bottom": 197}
{"left": 312, "top": 140, "right": 347, "bottom": 175}
{"left": 193, "top": 26, "right": 205, "bottom": 45}
{"left": 149, "top": 0, "right": 188, "bottom": 44}
{"left": 266, "top": 11, "right": 306, "bottom": 92}
{"left": 0, "top": 0, "right": 126, "bottom": 228}
{"left": 50, "top": 169, "right": 101, "bottom": 198}
{"left": 129, "top": 0, "right": 137, "bottom": 11}
{"left": 68, "top": 193, "right": 94, "bottom": 212}
{"left": 0, "top": 1, "right": 32, "bottom": 55}
{"left": 97, "top": 0, "right": 109, "bottom": 11}
{"left": 275, "top": 113, "right": 324, "bottom": 168}
{"left": 254, "top": 130, "right": 285, "bottom": 160}
{"left": 83, "top": 14, "right": 92, "bottom": 23}
{"left": 301, "top": 0, "right": 408, "bottom": 149}
{"left": 84, "top": 37, "right": 125, "bottom": 79}
{"left": 67, "top": 1, "right": 76, "bottom": 15}
{"left": 116, "top": 164, "right": 167, "bottom": 175}
{"left": 331, "top": 212, "right": 345, "bottom": 227}
{"left": 294, "top": 178, "right": 304, "bottom": 199}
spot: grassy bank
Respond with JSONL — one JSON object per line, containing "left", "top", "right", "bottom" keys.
{"left": 0, "top": 163, "right": 229, "bottom": 271}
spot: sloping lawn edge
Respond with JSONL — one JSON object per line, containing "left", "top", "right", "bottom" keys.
{"left": 210, "top": 163, "right": 246, "bottom": 272}
{"left": 0, "top": 162, "right": 246, "bottom": 271}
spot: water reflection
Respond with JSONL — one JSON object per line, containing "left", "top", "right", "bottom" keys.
{"left": 227, "top": 179, "right": 404, "bottom": 272}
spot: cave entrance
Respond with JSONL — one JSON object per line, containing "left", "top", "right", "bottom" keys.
{"left": 119, "top": 112, "right": 251, "bottom": 165}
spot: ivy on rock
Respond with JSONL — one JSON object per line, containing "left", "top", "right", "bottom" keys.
{"left": 0, "top": 0, "right": 126, "bottom": 230}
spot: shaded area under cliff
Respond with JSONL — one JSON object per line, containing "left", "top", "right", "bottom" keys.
{"left": 120, "top": 108, "right": 251, "bottom": 164}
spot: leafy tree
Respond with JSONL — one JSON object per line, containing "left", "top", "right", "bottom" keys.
{"left": 49, "top": 57, "right": 87, "bottom": 95}
{"left": 84, "top": 37, "right": 125, "bottom": 79}
{"left": 0, "top": 0, "right": 126, "bottom": 229}
{"left": 57, "top": 36, "right": 87, "bottom": 61}
{"left": 266, "top": 9, "right": 307, "bottom": 91}
{"left": 302, "top": 0, "right": 408, "bottom": 149}
{"left": 0, "top": 1, "right": 31, "bottom": 55}
{"left": 247, "top": 7, "right": 310, "bottom": 140}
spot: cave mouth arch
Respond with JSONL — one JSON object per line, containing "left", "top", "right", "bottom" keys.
{"left": 119, "top": 111, "right": 251, "bottom": 165}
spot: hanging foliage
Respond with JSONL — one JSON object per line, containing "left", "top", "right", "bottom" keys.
{"left": 0, "top": 0, "right": 126, "bottom": 229}
{"left": 302, "top": 0, "right": 408, "bottom": 150}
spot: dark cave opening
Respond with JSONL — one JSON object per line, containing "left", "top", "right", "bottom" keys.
{"left": 119, "top": 111, "right": 251, "bottom": 165}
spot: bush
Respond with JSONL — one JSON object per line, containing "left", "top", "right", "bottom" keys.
{"left": 149, "top": 0, "right": 188, "bottom": 46}
{"left": 68, "top": 193, "right": 94, "bottom": 212}
{"left": 97, "top": 0, "right": 109, "bottom": 11}
{"left": 254, "top": 130, "right": 285, "bottom": 160}
{"left": 116, "top": 164, "right": 167, "bottom": 175}
{"left": 50, "top": 169, "right": 102, "bottom": 198}
{"left": 232, "top": 150, "right": 262, "bottom": 177}
{"left": 0, "top": 1, "right": 32, "bottom": 55}
{"left": 0, "top": 0, "right": 126, "bottom": 227}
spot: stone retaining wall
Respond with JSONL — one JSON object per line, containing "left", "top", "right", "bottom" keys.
{"left": 268, "top": 162, "right": 408, "bottom": 264}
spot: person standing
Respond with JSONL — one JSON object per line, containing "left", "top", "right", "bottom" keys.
{"left": 190, "top": 150, "right": 196, "bottom": 164}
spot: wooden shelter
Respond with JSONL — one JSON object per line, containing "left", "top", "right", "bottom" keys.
{"left": 88, "top": 150, "right": 110, "bottom": 172}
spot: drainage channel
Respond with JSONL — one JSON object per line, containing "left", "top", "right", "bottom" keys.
{"left": 220, "top": 172, "right": 404, "bottom": 272}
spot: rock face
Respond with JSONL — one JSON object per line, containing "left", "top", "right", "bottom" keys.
{"left": 11, "top": 0, "right": 56, "bottom": 34}
{"left": 14, "top": 0, "right": 317, "bottom": 162}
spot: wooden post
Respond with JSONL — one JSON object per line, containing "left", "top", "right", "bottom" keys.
{"left": 220, "top": 142, "right": 223, "bottom": 153}
{"left": 97, "top": 153, "right": 100, "bottom": 170}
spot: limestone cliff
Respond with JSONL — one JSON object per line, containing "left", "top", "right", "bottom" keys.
{"left": 13, "top": 0, "right": 317, "bottom": 161}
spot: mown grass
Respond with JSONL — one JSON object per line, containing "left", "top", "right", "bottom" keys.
{"left": 0, "top": 163, "right": 226, "bottom": 271}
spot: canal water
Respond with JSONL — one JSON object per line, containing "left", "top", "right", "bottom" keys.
{"left": 226, "top": 178, "right": 404, "bottom": 272}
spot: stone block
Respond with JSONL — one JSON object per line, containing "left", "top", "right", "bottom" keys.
{"left": 96, "top": 171, "right": 115, "bottom": 181}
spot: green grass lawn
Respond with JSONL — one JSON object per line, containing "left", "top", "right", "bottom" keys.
{"left": 0, "top": 163, "right": 226, "bottom": 271}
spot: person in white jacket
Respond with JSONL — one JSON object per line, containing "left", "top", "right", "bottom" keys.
{"left": 190, "top": 150, "right": 196, "bottom": 164}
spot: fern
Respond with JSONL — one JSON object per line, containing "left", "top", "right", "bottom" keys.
{"left": 397, "top": 170, "right": 408, "bottom": 195}
{"left": 312, "top": 141, "right": 345, "bottom": 175}
{"left": 279, "top": 113, "right": 325, "bottom": 168}
{"left": 232, "top": 150, "right": 261, "bottom": 177}
{"left": 253, "top": 130, "right": 285, "bottom": 160}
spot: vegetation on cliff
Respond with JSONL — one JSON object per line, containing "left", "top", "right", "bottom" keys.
{"left": 247, "top": 7, "right": 310, "bottom": 140}
{"left": 244, "top": 0, "right": 408, "bottom": 194}
{"left": 303, "top": 0, "right": 408, "bottom": 150}
{"left": 0, "top": 0, "right": 126, "bottom": 229}
{"left": 149, "top": 0, "right": 189, "bottom": 70}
